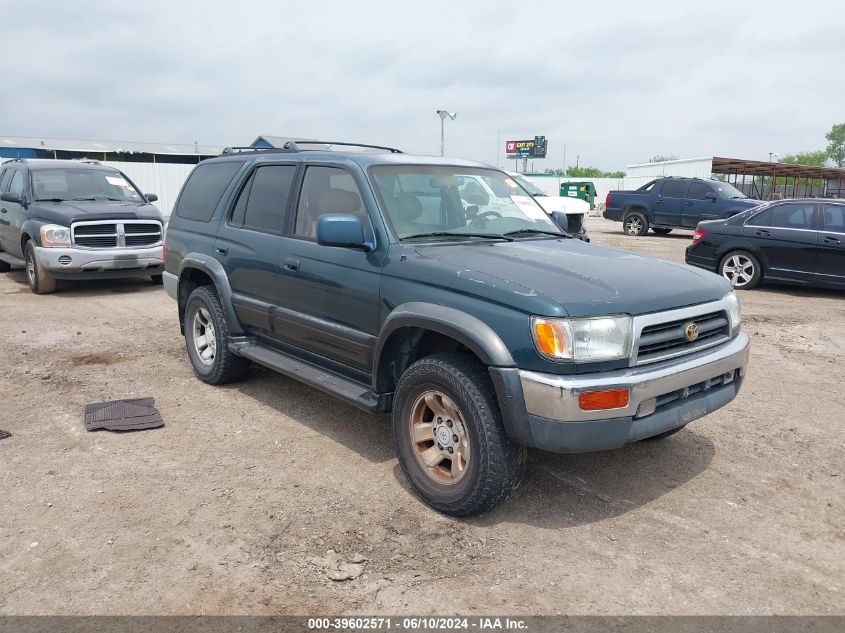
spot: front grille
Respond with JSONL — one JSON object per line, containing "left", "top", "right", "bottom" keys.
{"left": 72, "top": 221, "right": 162, "bottom": 249}
{"left": 635, "top": 310, "right": 730, "bottom": 365}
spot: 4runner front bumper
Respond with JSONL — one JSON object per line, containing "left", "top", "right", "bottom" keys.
{"left": 491, "top": 333, "right": 749, "bottom": 453}
{"left": 34, "top": 245, "right": 164, "bottom": 280}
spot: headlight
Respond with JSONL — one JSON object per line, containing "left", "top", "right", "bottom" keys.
{"left": 723, "top": 291, "right": 742, "bottom": 332}
{"left": 39, "top": 224, "right": 71, "bottom": 248}
{"left": 531, "top": 315, "right": 633, "bottom": 362}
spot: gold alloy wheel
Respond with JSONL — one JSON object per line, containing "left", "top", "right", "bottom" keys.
{"left": 409, "top": 390, "right": 471, "bottom": 485}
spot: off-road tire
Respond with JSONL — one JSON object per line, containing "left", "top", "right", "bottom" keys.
{"left": 641, "top": 426, "right": 685, "bottom": 441}
{"left": 651, "top": 227, "right": 672, "bottom": 235}
{"left": 150, "top": 274, "right": 163, "bottom": 285}
{"left": 392, "top": 352, "right": 526, "bottom": 517}
{"left": 184, "top": 285, "right": 250, "bottom": 384}
{"left": 24, "top": 241, "right": 56, "bottom": 294}
{"left": 719, "top": 250, "right": 762, "bottom": 289}
{"left": 623, "top": 211, "right": 649, "bottom": 236}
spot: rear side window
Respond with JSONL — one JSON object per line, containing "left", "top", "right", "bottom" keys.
{"left": 231, "top": 165, "right": 295, "bottom": 234}
{"left": 175, "top": 161, "right": 242, "bottom": 222}
{"left": 660, "top": 180, "right": 689, "bottom": 198}
{"left": 823, "top": 204, "right": 845, "bottom": 232}
{"left": 750, "top": 203, "right": 815, "bottom": 230}
{"left": 688, "top": 182, "right": 713, "bottom": 200}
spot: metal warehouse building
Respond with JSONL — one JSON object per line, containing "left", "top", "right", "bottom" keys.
{"left": 0, "top": 136, "right": 223, "bottom": 217}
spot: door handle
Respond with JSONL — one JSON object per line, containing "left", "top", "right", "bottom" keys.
{"left": 215, "top": 246, "right": 228, "bottom": 255}
{"left": 823, "top": 236, "right": 841, "bottom": 245}
{"left": 683, "top": 201, "right": 694, "bottom": 206}
{"left": 755, "top": 229, "right": 771, "bottom": 237}
{"left": 284, "top": 257, "right": 300, "bottom": 271}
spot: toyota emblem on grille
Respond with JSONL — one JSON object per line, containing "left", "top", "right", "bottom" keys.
{"left": 684, "top": 322, "right": 699, "bottom": 342}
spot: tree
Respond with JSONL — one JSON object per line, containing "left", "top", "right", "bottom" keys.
{"left": 780, "top": 150, "right": 828, "bottom": 166}
{"left": 825, "top": 123, "right": 845, "bottom": 167}
{"left": 544, "top": 166, "right": 625, "bottom": 178}
{"left": 648, "top": 155, "right": 678, "bottom": 163}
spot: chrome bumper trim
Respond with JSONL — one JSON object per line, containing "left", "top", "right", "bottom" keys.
{"left": 520, "top": 333, "right": 750, "bottom": 422}
{"left": 34, "top": 245, "right": 163, "bottom": 273}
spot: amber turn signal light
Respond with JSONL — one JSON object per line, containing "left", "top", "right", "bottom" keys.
{"left": 578, "top": 388, "right": 630, "bottom": 411}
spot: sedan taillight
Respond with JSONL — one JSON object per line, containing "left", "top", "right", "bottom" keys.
{"left": 692, "top": 229, "right": 706, "bottom": 244}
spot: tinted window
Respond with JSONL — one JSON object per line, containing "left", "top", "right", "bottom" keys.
{"left": 8, "top": 171, "right": 24, "bottom": 196}
{"left": 239, "top": 165, "right": 295, "bottom": 233}
{"left": 823, "top": 204, "right": 845, "bottom": 232}
{"left": 661, "top": 180, "right": 689, "bottom": 198}
{"left": 688, "top": 182, "right": 714, "bottom": 200}
{"left": 175, "top": 161, "right": 242, "bottom": 222}
{"left": 750, "top": 203, "right": 815, "bottom": 230}
{"left": 295, "top": 166, "right": 364, "bottom": 239}
{"left": 0, "top": 168, "right": 11, "bottom": 192}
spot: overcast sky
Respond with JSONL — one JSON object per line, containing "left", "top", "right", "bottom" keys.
{"left": 1, "top": 0, "right": 842, "bottom": 170}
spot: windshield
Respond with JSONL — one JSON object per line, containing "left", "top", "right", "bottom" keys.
{"left": 370, "top": 166, "right": 561, "bottom": 240}
{"left": 31, "top": 168, "right": 143, "bottom": 202}
{"left": 713, "top": 181, "right": 747, "bottom": 200}
{"left": 509, "top": 173, "right": 546, "bottom": 196}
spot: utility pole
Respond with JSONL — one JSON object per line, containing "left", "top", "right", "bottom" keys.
{"left": 436, "top": 110, "right": 456, "bottom": 156}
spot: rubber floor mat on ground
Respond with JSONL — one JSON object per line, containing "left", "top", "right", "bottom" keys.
{"left": 83, "top": 397, "right": 164, "bottom": 431}
{"left": 0, "top": 430, "right": 10, "bottom": 440}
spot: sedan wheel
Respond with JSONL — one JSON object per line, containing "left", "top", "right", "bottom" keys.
{"left": 720, "top": 251, "right": 761, "bottom": 289}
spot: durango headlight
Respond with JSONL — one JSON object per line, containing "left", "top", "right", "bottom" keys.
{"left": 39, "top": 224, "right": 71, "bottom": 248}
{"left": 723, "top": 291, "right": 742, "bottom": 332}
{"left": 531, "top": 315, "right": 633, "bottom": 362}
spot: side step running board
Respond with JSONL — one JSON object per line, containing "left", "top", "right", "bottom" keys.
{"left": 0, "top": 252, "right": 26, "bottom": 267}
{"left": 228, "top": 339, "right": 390, "bottom": 414}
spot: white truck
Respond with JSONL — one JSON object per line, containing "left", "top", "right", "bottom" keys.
{"left": 457, "top": 171, "right": 590, "bottom": 240}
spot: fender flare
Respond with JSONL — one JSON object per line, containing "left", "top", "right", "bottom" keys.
{"left": 373, "top": 302, "right": 515, "bottom": 389}
{"left": 177, "top": 253, "right": 243, "bottom": 335}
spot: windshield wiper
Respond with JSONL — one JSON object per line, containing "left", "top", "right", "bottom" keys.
{"left": 504, "top": 228, "right": 569, "bottom": 239}
{"left": 401, "top": 231, "right": 514, "bottom": 242}
{"left": 71, "top": 196, "right": 125, "bottom": 201}
{"left": 37, "top": 198, "right": 66, "bottom": 202}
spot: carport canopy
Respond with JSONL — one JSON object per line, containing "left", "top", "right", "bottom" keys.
{"left": 712, "top": 156, "right": 845, "bottom": 180}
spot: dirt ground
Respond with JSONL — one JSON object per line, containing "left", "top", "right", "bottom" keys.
{"left": 0, "top": 217, "right": 842, "bottom": 615}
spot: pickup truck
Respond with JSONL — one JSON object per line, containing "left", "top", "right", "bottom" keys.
{"left": 164, "top": 142, "right": 749, "bottom": 516}
{"left": 604, "top": 177, "right": 759, "bottom": 236}
{"left": 0, "top": 159, "right": 164, "bottom": 293}
{"left": 456, "top": 171, "right": 589, "bottom": 240}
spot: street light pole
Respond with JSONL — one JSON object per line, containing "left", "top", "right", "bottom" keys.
{"left": 436, "top": 110, "right": 456, "bottom": 157}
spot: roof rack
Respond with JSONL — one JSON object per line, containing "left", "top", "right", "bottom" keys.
{"left": 220, "top": 140, "right": 403, "bottom": 156}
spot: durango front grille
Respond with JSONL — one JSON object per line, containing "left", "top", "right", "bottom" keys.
{"left": 72, "top": 221, "right": 162, "bottom": 249}
{"left": 634, "top": 310, "right": 730, "bottom": 365}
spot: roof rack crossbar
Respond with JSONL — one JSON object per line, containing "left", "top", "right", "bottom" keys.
{"left": 220, "top": 141, "right": 403, "bottom": 156}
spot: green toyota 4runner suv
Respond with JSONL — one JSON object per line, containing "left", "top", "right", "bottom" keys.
{"left": 164, "top": 141, "right": 749, "bottom": 516}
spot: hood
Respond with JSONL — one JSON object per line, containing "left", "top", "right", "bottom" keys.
{"left": 532, "top": 195, "right": 590, "bottom": 216}
{"left": 30, "top": 200, "right": 163, "bottom": 225}
{"left": 414, "top": 238, "right": 732, "bottom": 317}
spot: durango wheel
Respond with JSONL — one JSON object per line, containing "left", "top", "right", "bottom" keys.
{"left": 720, "top": 250, "right": 761, "bottom": 289}
{"left": 623, "top": 212, "right": 648, "bottom": 236}
{"left": 24, "top": 241, "right": 56, "bottom": 294}
{"left": 392, "top": 352, "right": 526, "bottom": 516}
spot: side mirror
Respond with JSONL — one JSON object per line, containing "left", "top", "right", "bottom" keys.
{"left": 705, "top": 192, "right": 718, "bottom": 201}
{"left": 0, "top": 192, "right": 22, "bottom": 204}
{"left": 550, "top": 211, "right": 569, "bottom": 233}
{"left": 145, "top": 193, "right": 159, "bottom": 203}
{"left": 316, "top": 214, "right": 372, "bottom": 251}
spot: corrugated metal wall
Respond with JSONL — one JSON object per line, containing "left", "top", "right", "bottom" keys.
{"left": 103, "top": 161, "right": 196, "bottom": 218}
{"left": 623, "top": 157, "right": 714, "bottom": 190}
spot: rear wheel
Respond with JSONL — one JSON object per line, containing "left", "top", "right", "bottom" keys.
{"left": 720, "top": 250, "right": 762, "bottom": 289}
{"left": 392, "top": 352, "right": 526, "bottom": 517}
{"left": 24, "top": 241, "right": 56, "bottom": 294}
{"left": 184, "top": 285, "right": 250, "bottom": 384}
{"left": 623, "top": 212, "right": 649, "bottom": 236}
{"left": 651, "top": 227, "right": 672, "bottom": 235}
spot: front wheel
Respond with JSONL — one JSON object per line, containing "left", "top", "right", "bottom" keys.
{"left": 392, "top": 352, "right": 526, "bottom": 517}
{"left": 24, "top": 242, "right": 56, "bottom": 294}
{"left": 623, "top": 212, "right": 649, "bottom": 236}
{"left": 720, "top": 250, "right": 762, "bottom": 289}
{"left": 184, "top": 285, "right": 250, "bottom": 384}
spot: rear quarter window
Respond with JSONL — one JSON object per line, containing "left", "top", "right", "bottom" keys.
{"left": 174, "top": 161, "right": 243, "bottom": 222}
